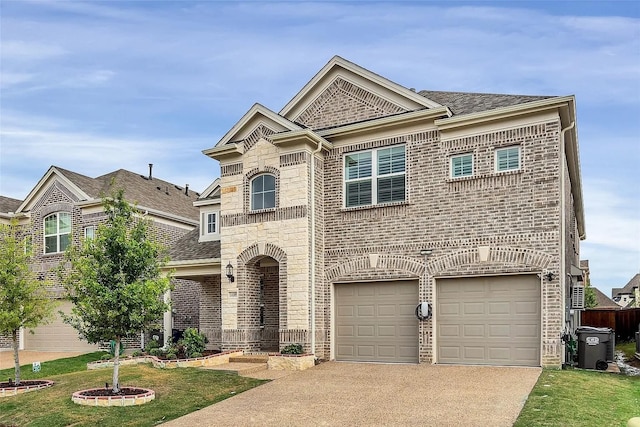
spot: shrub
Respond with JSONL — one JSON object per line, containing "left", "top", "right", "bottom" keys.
{"left": 190, "top": 352, "right": 203, "bottom": 358}
{"left": 166, "top": 352, "right": 178, "bottom": 360}
{"left": 144, "top": 338, "right": 161, "bottom": 353}
{"left": 149, "top": 347, "right": 164, "bottom": 357}
{"left": 180, "top": 328, "right": 208, "bottom": 358}
{"left": 280, "top": 343, "right": 304, "bottom": 354}
{"left": 131, "top": 350, "right": 143, "bottom": 357}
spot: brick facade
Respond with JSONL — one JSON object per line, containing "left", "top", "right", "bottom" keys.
{"left": 1, "top": 174, "right": 199, "bottom": 351}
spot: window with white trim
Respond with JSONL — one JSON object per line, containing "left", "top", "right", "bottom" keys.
{"left": 344, "top": 145, "right": 406, "bottom": 208}
{"left": 44, "top": 212, "right": 71, "bottom": 254}
{"left": 84, "top": 225, "right": 96, "bottom": 240}
{"left": 450, "top": 153, "right": 473, "bottom": 178}
{"left": 495, "top": 146, "right": 521, "bottom": 172}
{"left": 251, "top": 174, "right": 276, "bottom": 210}
{"left": 200, "top": 210, "right": 220, "bottom": 241}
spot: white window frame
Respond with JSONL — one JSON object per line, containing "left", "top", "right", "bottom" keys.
{"left": 495, "top": 146, "right": 521, "bottom": 172}
{"left": 343, "top": 144, "right": 406, "bottom": 208}
{"left": 199, "top": 209, "right": 220, "bottom": 242}
{"left": 44, "top": 212, "right": 71, "bottom": 254}
{"left": 450, "top": 153, "right": 474, "bottom": 178}
{"left": 84, "top": 225, "right": 96, "bottom": 240}
{"left": 250, "top": 174, "right": 276, "bottom": 211}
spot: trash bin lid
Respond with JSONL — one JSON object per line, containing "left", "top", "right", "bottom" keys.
{"left": 577, "top": 326, "right": 613, "bottom": 333}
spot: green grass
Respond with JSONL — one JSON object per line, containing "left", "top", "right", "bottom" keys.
{"left": 0, "top": 362, "right": 266, "bottom": 427}
{"left": 514, "top": 369, "right": 640, "bottom": 427}
{"left": 0, "top": 352, "right": 107, "bottom": 380}
{"left": 617, "top": 341, "right": 638, "bottom": 361}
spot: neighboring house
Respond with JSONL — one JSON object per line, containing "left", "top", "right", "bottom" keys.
{"left": 167, "top": 55, "right": 585, "bottom": 368}
{"left": 0, "top": 166, "right": 201, "bottom": 352}
{"left": 592, "top": 287, "right": 620, "bottom": 309}
{"left": 612, "top": 274, "right": 640, "bottom": 308}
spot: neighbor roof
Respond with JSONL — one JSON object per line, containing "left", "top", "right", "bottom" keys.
{"left": 168, "top": 228, "right": 220, "bottom": 261}
{"left": 612, "top": 273, "right": 640, "bottom": 297}
{"left": 593, "top": 287, "right": 620, "bottom": 309}
{"left": 419, "top": 90, "right": 553, "bottom": 116}
{"left": 0, "top": 195, "right": 22, "bottom": 214}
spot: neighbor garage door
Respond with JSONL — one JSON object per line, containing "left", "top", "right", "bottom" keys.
{"left": 437, "top": 275, "right": 540, "bottom": 367}
{"left": 335, "top": 280, "right": 418, "bottom": 363}
{"left": 24, "top": 300, "right": 99, "bottom": 352}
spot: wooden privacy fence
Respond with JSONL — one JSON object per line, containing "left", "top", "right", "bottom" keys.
{"left": 581, "top": 308, "right": 640, "bottom": 342}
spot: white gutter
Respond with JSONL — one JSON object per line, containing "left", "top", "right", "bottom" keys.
{"left": 310, "top": 139, "right": 324, "bottom": 356}
{"left": 560, "top": 120, "right": 575, "bottom": 365}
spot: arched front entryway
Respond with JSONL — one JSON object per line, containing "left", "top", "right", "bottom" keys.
{"left": 236, "top": 243, "right": 287, "bottom": 352}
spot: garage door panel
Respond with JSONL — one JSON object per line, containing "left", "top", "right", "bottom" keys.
{"left": 437, "top": 275, "right": 540, "bottom": 367}
{"left": 335, "top": 281, "right": 418, "bottom": 363}
{"left": 337, "top": 325, "right": 355, "bottom": 337}
{"left": 24, "top": 300, "right": 99, "bottom": 352}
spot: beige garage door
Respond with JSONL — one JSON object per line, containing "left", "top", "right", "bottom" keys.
{"left": 335, "top": 280, "right": 418, "bottom": 363}
{"left": 24, "top": 300, "right": 99, "bottom": 352}
{"left": 437, "top": 275, "right": 540, "bottom": 367}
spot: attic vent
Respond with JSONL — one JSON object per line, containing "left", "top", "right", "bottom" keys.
{"left": 572, "top": 285, "right": 585, "bottom": 310}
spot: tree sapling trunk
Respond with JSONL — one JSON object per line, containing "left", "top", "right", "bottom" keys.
{"left": 12, "top": 329, "right": 21, "bottom": 385}
{"left": 112, "top": 337, "right": 121, "bottom": 393}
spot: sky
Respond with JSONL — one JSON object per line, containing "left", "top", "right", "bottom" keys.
{"left": 1, "top": 0, "right": 638, "bottom": 298}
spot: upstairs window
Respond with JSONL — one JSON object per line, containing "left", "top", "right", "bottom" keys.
{"left": 495, "top": 146, "right": 520, "bottom": 172}
{"left": 344, "top": 145, "right": 406, "bottom": 207}
{"left": 207, "top": 213, "right": 217, "bottom": 234}
{"left": 251, "top": 174, "right": 276, "bottom": 210}
{"left": 44, "top": 212, "right": 71, "bottom": 254}
{"left": 451, "top": 153, "right": 473, "bottom": 178}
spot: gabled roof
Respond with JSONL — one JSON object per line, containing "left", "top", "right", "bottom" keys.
{"left": 280, "top": 56, "right": 443, "bottom": 123}
{"left": 419, "top": 90, "right": 553, "bottom": 116}
{"left": 16, "top": 166, "right": 199, "bottom": 222}
{"left": 0, "top": 195, "right": 22, "bottom": 214}
{"left": 198, "top": 178, "right": 221, "bottom": 201}
{"left": 614, "top": 273, "right": 640, "bottom": 296}
{"left": 168, "top": 228, "right": 220, "bottom": 261}
{"left": 593, "top": 287, "right": 620, "bottom": 309}
{"left": 213, "top": 103, "right": 302, "bottom": 148}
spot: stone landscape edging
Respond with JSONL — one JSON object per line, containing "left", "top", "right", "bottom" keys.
{"left": 71, "top": 387, "right": 155, "bottom": 406}
{"left": 0, "top": 380, "right": 55, "bottom": 397}
{"left": 87, "top": 350, "right": 316, "bottom": 371}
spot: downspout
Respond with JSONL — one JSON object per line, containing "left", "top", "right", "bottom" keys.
{"left": 560, "top": 120, "right": 575, "bottom": 365}
{"left": 310, "top": 139, "right": 323, "bottom": 356}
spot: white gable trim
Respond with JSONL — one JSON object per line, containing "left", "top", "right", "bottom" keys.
{"left": 16, "top": 166, "right": 92, "bottom": 213}
{"left": 198, "top": 178, "right": 221, "bottom": 201}
{"left": 214, "top": 103, "right": 302, "bottom": 148}
{"left": 279, "top": 56, "right": 442, "bottom": 120}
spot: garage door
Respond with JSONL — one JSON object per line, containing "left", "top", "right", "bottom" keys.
{"left": 24, "top": 300, "right": 99, "bottom": 352}
{"left": 335, "top": 280, "right": 418, "bottom": 363}
{"left": 437, "top": 275, "right": 540, "bottom": 366}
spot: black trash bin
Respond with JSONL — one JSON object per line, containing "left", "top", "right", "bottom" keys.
{"left": 577, "top": 326, "right": 615, "bottom": 370}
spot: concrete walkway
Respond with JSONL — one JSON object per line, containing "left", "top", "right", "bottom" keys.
{"left": 162, "top": 362, "right": 541, "bottom": 427}
{"left": 0, "top": 350, "right": 84, "bottom": 370}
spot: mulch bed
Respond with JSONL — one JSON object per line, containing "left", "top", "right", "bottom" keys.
{"left": 77, "top": 387, "right": 149, "bottom": 397}
{"left": 0, "top": 380, "right": 50, "bottom": 388}
{"left": 152, "top": 349, "right": 221, "bottom": 360}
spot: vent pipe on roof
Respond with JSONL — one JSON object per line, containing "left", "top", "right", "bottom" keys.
{"left": 185, "top": 184, "right": 189, "bottom": 195}
{"left": 148, "top": 163, "right": 153, "bottom": 180}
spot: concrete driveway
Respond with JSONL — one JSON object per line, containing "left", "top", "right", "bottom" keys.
{"left": 162, "top": 362, "right": 541, "bottom": 427}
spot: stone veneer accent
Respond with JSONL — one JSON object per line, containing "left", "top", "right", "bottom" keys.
{"left": 71, "top": 388, "right": 155, "bottom": 406}
{"left": 0, "top": 380, "right": 54, "bottom": 397}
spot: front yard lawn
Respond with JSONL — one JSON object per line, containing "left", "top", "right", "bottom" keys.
{"left": 515, "top": 368, "right": 640, "bottom": 427}
{"left": 0, "top": 360, "right": 265, "bottom": 427}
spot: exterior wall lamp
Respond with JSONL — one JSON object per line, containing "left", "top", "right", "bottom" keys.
{"left": 545, "top": 272, "right": 554, "bottom": 282}
{"left": 226, "top": 262, "right": 235, "bottom": 283}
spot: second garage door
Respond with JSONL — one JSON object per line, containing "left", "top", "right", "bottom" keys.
{"left": 24, "top": 300, "right": 99, "bottom": 352}
{"left": 437, "top": 275, "right": 540, "bottom": 367}
{"left": 335, "top": 280, "right": 418, "bottom": 363}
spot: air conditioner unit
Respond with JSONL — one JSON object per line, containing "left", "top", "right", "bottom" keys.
{"left": 572, "top": 285, "right": 585, "bottom": 309}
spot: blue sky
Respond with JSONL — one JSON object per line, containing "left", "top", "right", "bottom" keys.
{"left": 1, "top": 1, "right": 638, "bottom": 297}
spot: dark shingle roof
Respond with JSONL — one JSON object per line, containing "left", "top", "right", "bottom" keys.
{"left": 54, "top": 167, "right": 199, "bottom": 221}
{"left": 617, "top": 274, "right": 640, "bottom": 295}
{"left": 418, "top": 90, "right": 553, "bottom": 116}
{"left": 593, "top": 287, "right": 620, "bottom": 309}
{"left": 168, "top": 228, "right": 220, "bottom": 261}
{"left": 0, "top": 195, "right": 22, "bottom": 213}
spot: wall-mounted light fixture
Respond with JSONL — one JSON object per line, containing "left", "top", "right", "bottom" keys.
{"left": 419, "top": 249, "right": 433, "bottom": 256}
{"left": 226, "top": 262, "right": 235, "bottom": 283}
{"left": 545, "top": 272, "right": 554, "bottom": 282}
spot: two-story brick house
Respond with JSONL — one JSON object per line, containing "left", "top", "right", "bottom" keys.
{"left": 0, "top": 166, "right": 201, "bottom": 352}
{"left": 168, "top": 56, "right": 585, "bottom": 367}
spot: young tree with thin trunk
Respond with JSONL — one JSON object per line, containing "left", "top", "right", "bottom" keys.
{"left": 60, "top": 189, "right": 171, "bottom": 393}
{"left": 0, "top": 219, "right": 55, "bottom": 385}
